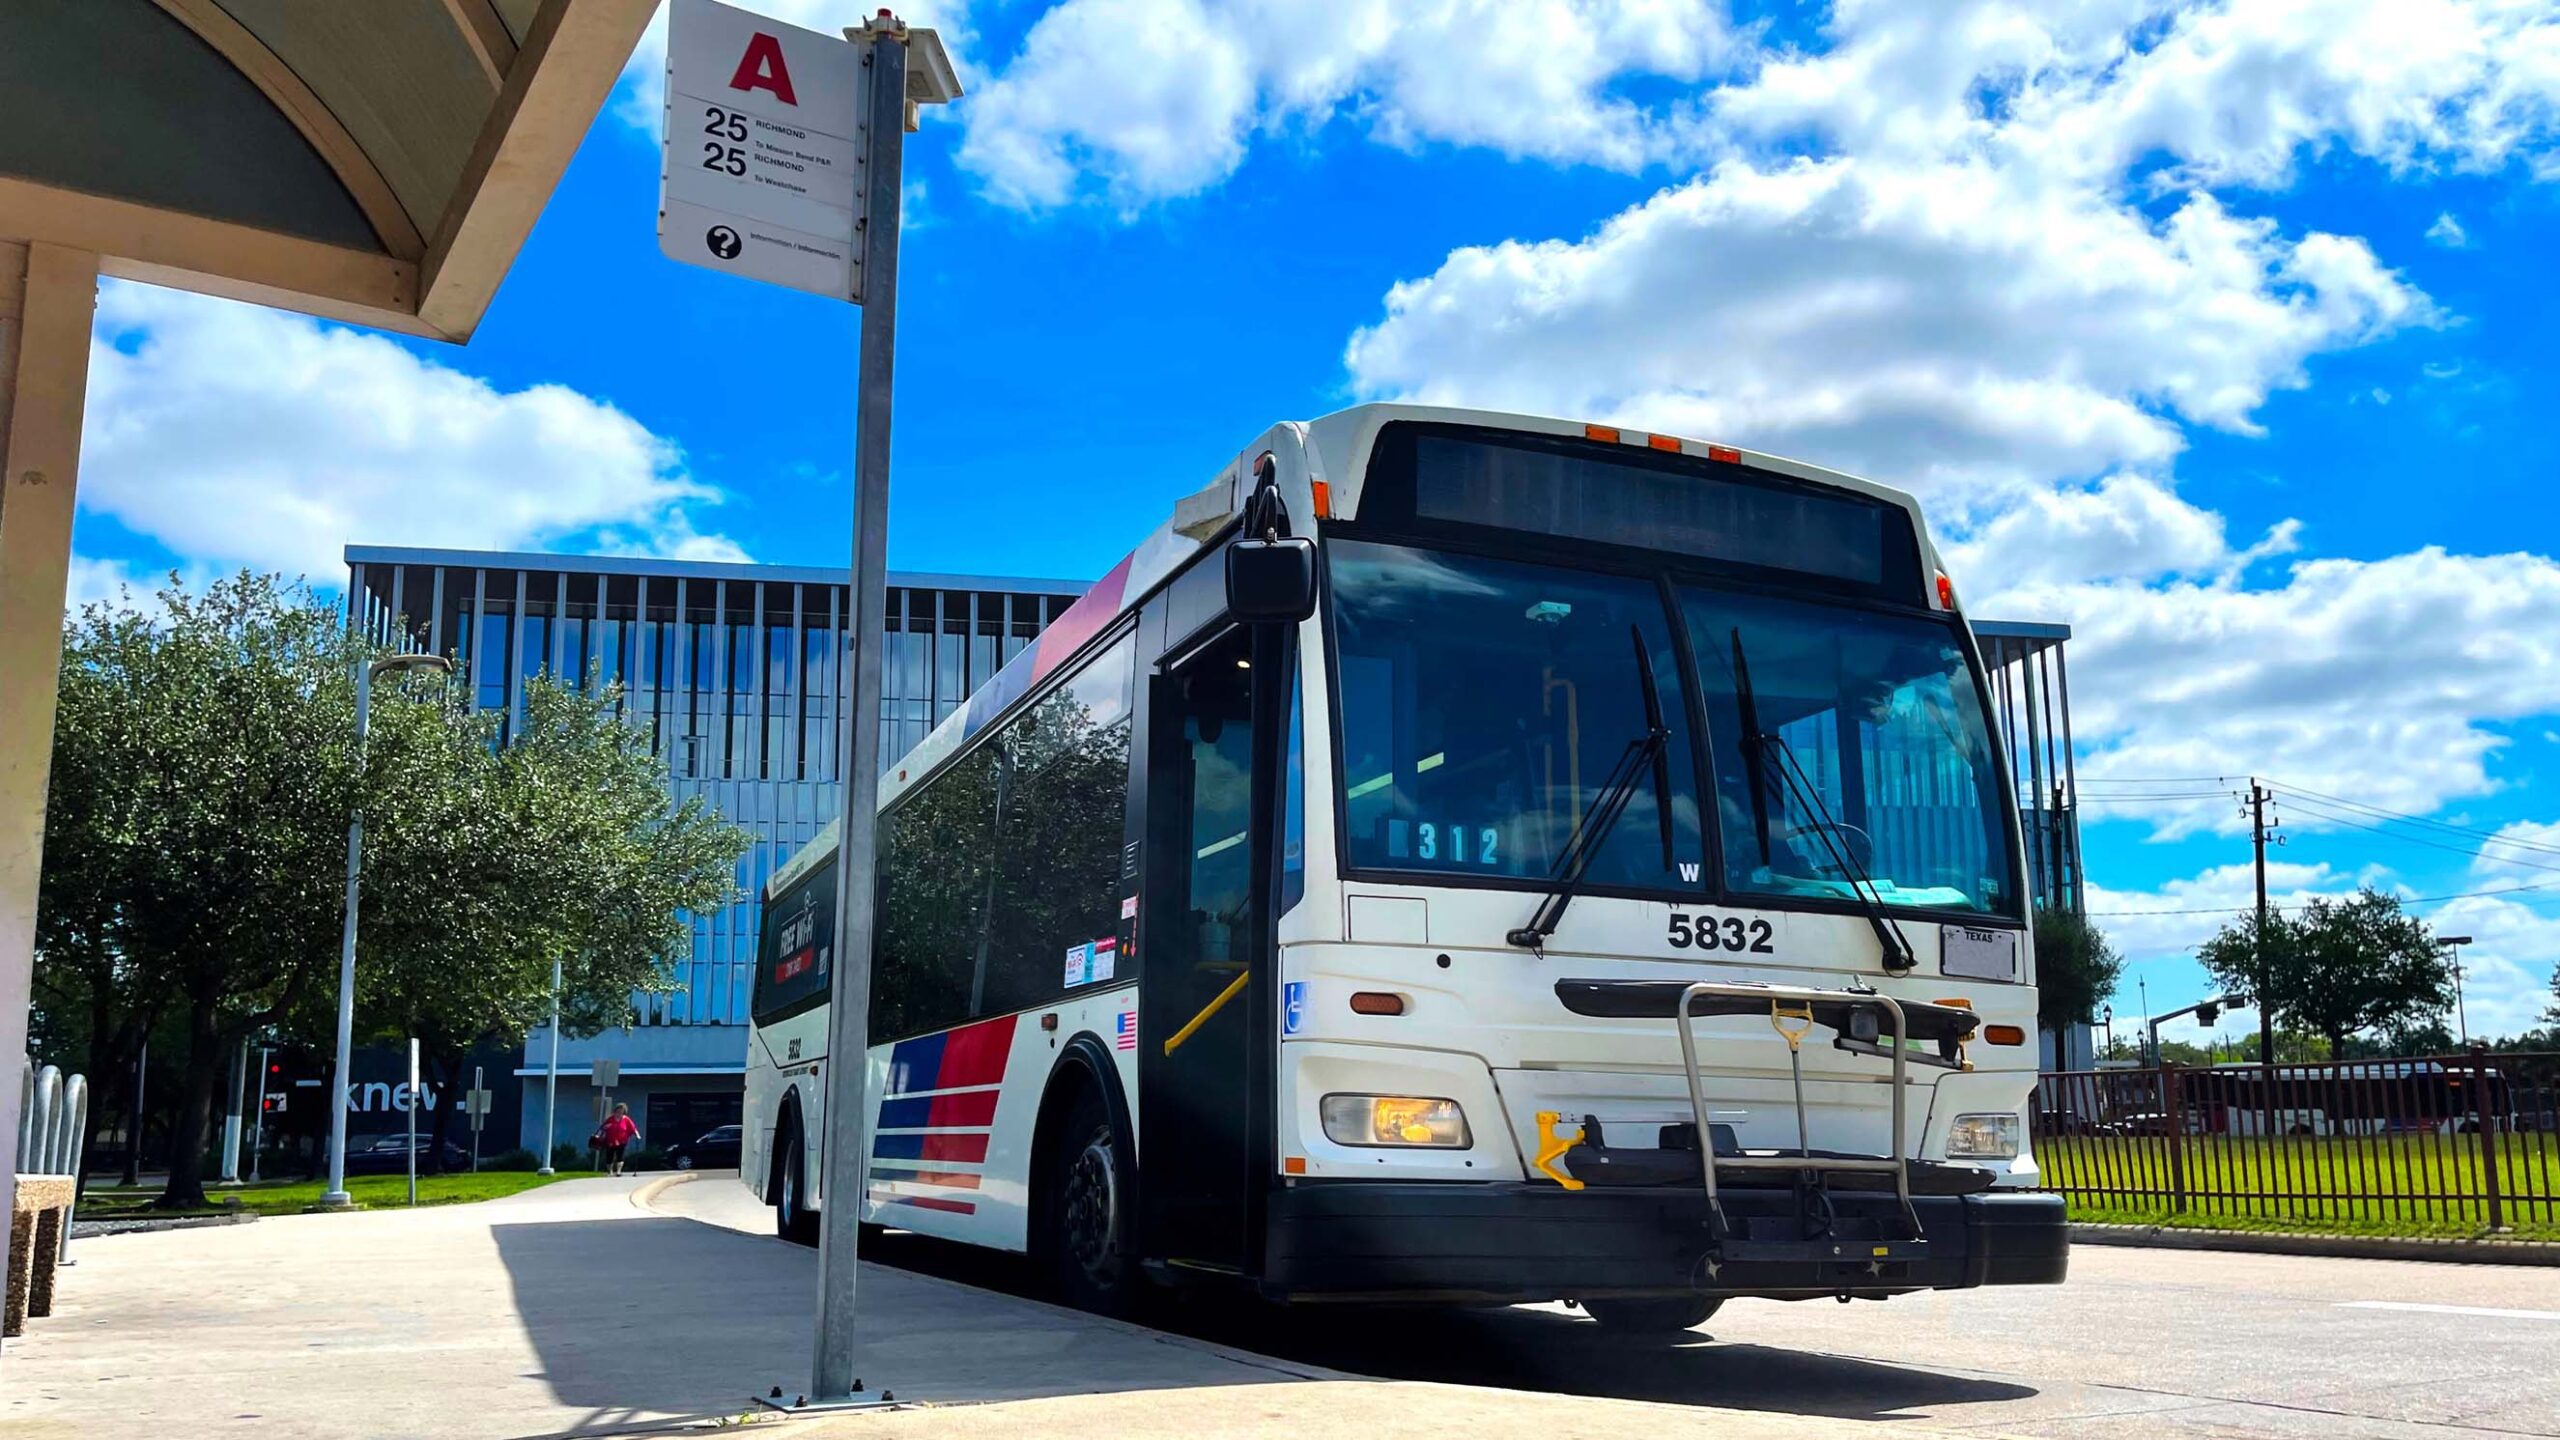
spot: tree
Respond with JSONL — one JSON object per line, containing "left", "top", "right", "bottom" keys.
{"left": 2033, "top": 907, "right": 2122, "bottom": 1036}
{"left": 37, "top": 575, "right": 753, "bottom": 1204}
{"left": 356, "top": 673, "right": 749, "bottom": 1165}
{"left": 2200, "top": 888, "right": 2453, "bottom": 1057}
{"left": 30, "top": 597, "right": 169, "bottom": 1190}
{"left": 38, "top": 575, "right": 366, "bottom": 1209}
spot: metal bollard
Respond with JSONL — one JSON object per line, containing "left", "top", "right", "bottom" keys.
{"left": 59, "top": 1075, "right": 88, "bottom": 1261}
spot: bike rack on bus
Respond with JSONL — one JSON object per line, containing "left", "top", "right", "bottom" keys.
{"left": 1552, "top": 978, "right": 1981, "bottom": 1269}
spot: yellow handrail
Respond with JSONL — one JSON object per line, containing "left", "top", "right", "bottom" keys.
{"left": 1162, "top": 970, "right": 1252, "bottom": 1056}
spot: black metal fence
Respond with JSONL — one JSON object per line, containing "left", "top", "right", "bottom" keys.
{"left": 2031, "top": 1049, "right": 2560, "bottom": 1235}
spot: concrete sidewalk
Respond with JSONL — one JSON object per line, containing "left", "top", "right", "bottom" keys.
{"left": 0, "top": 1172, "right": 1955, "bottom": 1439}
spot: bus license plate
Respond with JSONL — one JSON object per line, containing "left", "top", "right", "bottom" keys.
{"left": 1940, "top": 925, "right": 2018, "bottom": 982}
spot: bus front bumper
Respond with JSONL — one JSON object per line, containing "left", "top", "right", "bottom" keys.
{"left": 1262, "top": 1183, "right": 2069, "bottom": 1304}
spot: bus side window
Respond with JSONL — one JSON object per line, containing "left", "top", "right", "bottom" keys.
{"left": 874, "top": 748, "right": 998, "bottom": 1041}
{"left": 979, "top": 633, "right": 1137, "bottom": 1014}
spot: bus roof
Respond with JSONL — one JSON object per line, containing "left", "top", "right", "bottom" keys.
{"left": 764, "top": 403, "right": 1939, "bottom": 901}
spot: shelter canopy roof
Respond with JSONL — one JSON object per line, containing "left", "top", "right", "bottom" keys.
{"left": 0, "top": 0, "right": 652, "bottom": 340}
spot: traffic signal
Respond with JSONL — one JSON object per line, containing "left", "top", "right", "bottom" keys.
{"left": 2196, "top": 1002, "right": 2221, "bottom": 1026}
{"left": 262, "top": 1094, "right": 288, "bottom": 1114}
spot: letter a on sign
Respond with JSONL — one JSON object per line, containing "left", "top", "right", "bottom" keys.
{"left": 729, "top": 31, "right": 798, "bottom": 105}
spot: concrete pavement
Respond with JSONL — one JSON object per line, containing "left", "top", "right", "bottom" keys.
{"left": 12, "top": 1166, "right": 2554, "bottom": 1438}
{"left": 0, "top": 1172, "right": 1969, "bottom": 1439}
{"left": 665, "top": 1175, "right": 2560, "bottom": 1438}
{"left": 1, "top": 1174, "right": 1344, "bottom": 1438}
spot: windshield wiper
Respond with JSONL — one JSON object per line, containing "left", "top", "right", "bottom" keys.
{"left": 1729, "top": 629, "right": 1918, "bottom": 974}
{"left": 1506, "top": 625, "right": 1671, "bottom": 955}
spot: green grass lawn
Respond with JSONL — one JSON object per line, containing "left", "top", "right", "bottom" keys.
{"left": 2039, "top": 1132, "right": 2560, "bottom": 1242}
{"left": 80, "top": 1170, "right": 579, "bottom": 1219}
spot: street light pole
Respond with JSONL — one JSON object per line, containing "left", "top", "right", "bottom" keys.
{"left": 321, "top": 652, "right": 453, "bottom": 1209}
{"left": 2440, "top": 935, "right": 2474, "bottom": 1046}
{"left": 537, "top": 956, "right": 561, "bottom": 1176}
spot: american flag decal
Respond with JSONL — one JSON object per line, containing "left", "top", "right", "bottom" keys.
{"left": 1115, "top": 1010, "right": 1138, "bottom": 1051}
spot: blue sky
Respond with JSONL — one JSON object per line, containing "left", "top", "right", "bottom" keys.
{"left": 69, "top": 0, "right": 2560, "bottom": 1045}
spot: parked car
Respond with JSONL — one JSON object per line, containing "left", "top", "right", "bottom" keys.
{"left": 342, "top": 1133, "right": 472, "bottom": 1175}
{"left": 2035, "top": 1108, "right": 2099, "bottom": 1136}
{"left": 665, "top": 1124, "right": 741, "bottom": 1171}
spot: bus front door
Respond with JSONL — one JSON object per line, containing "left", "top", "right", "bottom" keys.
{"left": 1139, "top": 626, "right": 1269, "bottom": 1275}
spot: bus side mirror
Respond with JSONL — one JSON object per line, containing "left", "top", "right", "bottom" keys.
{"left": 1227, "top": 537, "right": 1317, "bottom": 623}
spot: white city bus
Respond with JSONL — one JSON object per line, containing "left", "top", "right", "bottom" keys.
{"left": 743, "top": 404, "right": 2067, "bottom": 1327}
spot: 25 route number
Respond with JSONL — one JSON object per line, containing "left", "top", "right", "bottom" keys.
{"left": 702, "top": 106, "right": 748, "bottom": 176}
{"left": 1667, "top": 913, "right": 1774, "bottom": 954}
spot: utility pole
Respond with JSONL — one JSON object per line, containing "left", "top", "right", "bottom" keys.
{"left": 2250, "top": 778, "right": 2278, "bottom": 1136}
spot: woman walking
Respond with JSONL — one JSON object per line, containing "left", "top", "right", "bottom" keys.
{"left": 596, "top": 1103, "right": 641, "bottom": 1176}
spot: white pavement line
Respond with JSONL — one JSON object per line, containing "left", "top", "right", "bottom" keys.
{"left": 2336, "top": 1301, "right": 2560, "bottom": 1322}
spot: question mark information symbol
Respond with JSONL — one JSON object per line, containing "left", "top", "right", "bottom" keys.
{"left": 706, "top": 225, "right": 743, "bottom": 260}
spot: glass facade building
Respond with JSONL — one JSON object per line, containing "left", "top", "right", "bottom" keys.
{"left": 345, "top": 545, "right": 1084, "bottom": 1153}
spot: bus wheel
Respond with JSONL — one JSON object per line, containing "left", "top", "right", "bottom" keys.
{"left": 1582, "top": 1296, "right": 1721, "bottom": 1334}
{"left": 774, "top": 1123, "right": 819, "bottom": 1246}
{"left": 1045, "top": 1087, "right": 1134, "bottom": 1315}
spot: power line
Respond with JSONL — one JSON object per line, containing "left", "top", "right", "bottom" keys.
{"left": 2088, "top": 878, "right": 2560, "bottom": 919}
{"left": 2274, "top": 794, "right": 2560, "bottom": 877}
{"left": 2269, "top": 780, "right": 2560, "bottom": 858}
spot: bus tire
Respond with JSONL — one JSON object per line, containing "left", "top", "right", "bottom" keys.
{"left": 1582, "top": 1296, "right": 1721, "bottom": 1333}
{"left": 1042, "top": 1085, "right": 1136, "bottom": 1316}
{"left": 773, "top": 1120, "right": 819, "bottom": 1247}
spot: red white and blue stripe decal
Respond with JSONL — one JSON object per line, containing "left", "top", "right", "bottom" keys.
{"left": 868, "top": 1013, "right": 1016, "bottom": 1216}
{"left": 1115, "top": 1010, "right": 1138, "bottom": 1051}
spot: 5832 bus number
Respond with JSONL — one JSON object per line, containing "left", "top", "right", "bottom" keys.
{"left": 1666, "top": 913, "right": 1774, "bottom": 953}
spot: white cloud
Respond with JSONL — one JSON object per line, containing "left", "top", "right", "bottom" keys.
{"left": 2426, "top": 211, "right": 2470, "bottom": 247}
{"left": 614, "top": 1, "right": 976, "bottom": 133}
{"left": 2008, "top": 0, "right": 2560, "bottom": 189}
{"left": 2085, "top": 858, "right": 2362, "bottom": 962}
{"left": 80, "top": 282, "right": 741, "bottom": 583}
{"left": 1346, "top": 156, "right": 2431, "bottom": 505}
{"left": 61, "top": 554, "right": 176, "bottom": 621}
{"left": 2466, "top": 819, "right": 2560, "bottom": 883}
{"left": 2409, "top": 894, "right": 2560, "bottom": 1039}
{"left": 953, "top": 0, "right": 1739, "bottom": 208}
{"left": 1946, "top": 474, "right": 2298, "bottom": 589}
{"left": 1999, "top": 548, "right": 2560, "bottom": 836}
{"left": 1331, "top": 0, "right": 2560, "bottom": 847}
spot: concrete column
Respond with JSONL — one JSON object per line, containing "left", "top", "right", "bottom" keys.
{"left": 0, "top": 243, "right": 98, "bottom": 1265}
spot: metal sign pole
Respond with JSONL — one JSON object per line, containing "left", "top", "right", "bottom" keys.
{"left": 809, "top": 14, "right": 907, "bottom": 1407}
{"left": 470, "top": 1065, "right": 484, "bottom": 1174}
{"left": 407, "top": 1037, "right": 420, "bottom": 1206}
{"left": 250, "top": 1045, "right": 270, "bottom": 1183}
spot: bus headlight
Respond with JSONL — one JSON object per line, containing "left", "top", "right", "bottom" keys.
{"left": 1320, "top": 1094, "right": 1470, "bottom": 1148}
{"left": 1946, "top": 1113, "right": 2019, "bottom": 1160}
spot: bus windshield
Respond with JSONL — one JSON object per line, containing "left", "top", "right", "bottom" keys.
{"left": 1327, "top": 540, "right": 2020, "bottom": 919}
{"left": 1329, "top": 539, "right": 1703, "bottom": 891}
{"left": 1685, "top": 587, "right": 2017, "bottom": 917}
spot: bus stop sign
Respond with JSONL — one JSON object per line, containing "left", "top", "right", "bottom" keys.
{"left": 660, "top": 0, "right": 870, "bottom": 300}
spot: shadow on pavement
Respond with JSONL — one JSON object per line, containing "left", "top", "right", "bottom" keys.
{"left": 492, "top": 1212, "right": 1320, "bottom": 1432}
{"left": 491, "top": 1215, "right": 804, "bottom": 1434}
{"left": 846, "top": 1226, "right": 2036, "bottom": 1422}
